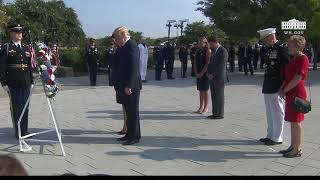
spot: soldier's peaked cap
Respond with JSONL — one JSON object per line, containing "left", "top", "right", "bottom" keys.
{"left": 8, "top": 23, "right": 24, "bottom": 32}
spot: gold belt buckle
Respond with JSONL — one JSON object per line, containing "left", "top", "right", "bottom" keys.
{"left": 21, "top": 64, "right": 28, "bottom": 69}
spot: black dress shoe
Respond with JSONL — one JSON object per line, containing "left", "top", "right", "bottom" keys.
{"left": 142, "top": 80, "right": 147, "bottom": 83}
{"left": 259, "top": 138, "right": 270, "bottom": 143}
{"left": 117, "top": 131, "right": 127, "bottom": 135}
{"left": 207, "top": 115, "right": 216, "bottom": 119}
{"left": 213, "top": 116, "right": 224, "bottom": 120}
{"left": 168, "top": 77, "right": 175, "bottom": 80}
{"left": 265, "top": 139, "right": 283, "bottom": 146}
{"left": 117, "top": 137, "right": 129, "bottom": 141}
{"left": 122, "top": 139, "right": 140, "bottom": 146}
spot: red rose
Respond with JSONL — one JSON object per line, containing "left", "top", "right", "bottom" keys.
{"left": 37, "top": 51, "right": 44, "bottom": 57}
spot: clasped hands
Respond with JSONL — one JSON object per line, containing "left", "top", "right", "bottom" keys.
{"left": 124, "top": 86, "right": 132, "bottom": 96}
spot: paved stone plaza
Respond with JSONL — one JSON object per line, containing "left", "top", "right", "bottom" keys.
{"left": 0, "top": 62, "right": 319, "bottom": 176}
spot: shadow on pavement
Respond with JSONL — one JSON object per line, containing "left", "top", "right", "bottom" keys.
{"left": 86, "top": 110, "right": 206, "bottom": 121}
{"left": 106, "top": 148, "right": 279, "bottom": 163}
{"left": 0, "top": 127, "right": 279, "bottom": 162}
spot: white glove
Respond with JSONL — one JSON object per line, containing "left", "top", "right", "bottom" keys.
{"left": 31, "top": 84, "right": 34, "bottom": 89}
{"left": 2, "top": 86, "right": 10, "bottom": 93}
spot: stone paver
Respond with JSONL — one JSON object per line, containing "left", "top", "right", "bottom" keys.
{"left": 0, "top": 61, "right": 319, "bottom": 176}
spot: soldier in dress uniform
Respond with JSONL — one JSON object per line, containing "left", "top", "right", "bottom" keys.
{"left": 105, "top": 42, "right": 116, "bottom": 86}
{"left": 190, "top": 43, "right": 198, "bottom": 77}
{"left": 153, "top": 40, "right": 164, "bottom": 81}
{"left": 253, "top": 44, "right": 260, "bottom": 70}
{"left": 228, "top": 43, "right": 236, "bottom": 73}
{"left": 85, "top": 39, "right": 99, "bottom": 86}
{"left": 243, "top": 43, "right": 254, "bottom": 75}
{"left": 257, "top": 28, "right": 289, "bottom": 146}
{"left": 138, "top": 42, "right": 149, "bottom": 83}
{"left": 179, "top": 45, "right": 188, "bottom": 78}
{"left": 260, "top": 45, "right": 269, "bottom": 69}
{"left": 0, "top": 24, "right": 34, "bottom": 139}
{"left": 164, "top": 40, "right": 176, "bottom": 80}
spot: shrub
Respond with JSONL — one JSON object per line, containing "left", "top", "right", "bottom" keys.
{"left": 59, "top": 48, "right": 88, "bottom": 76}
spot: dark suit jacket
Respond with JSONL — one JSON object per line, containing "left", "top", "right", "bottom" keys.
{"left": 114, "top": 39, "right": 142, "bottom": 94}
{"left": 208, "top": 46, "right": 229, "bottom": 83}
{"left": 238, "top": 45, "right": 253, "bottom": 59}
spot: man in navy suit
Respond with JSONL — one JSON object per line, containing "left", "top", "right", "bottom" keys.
{"left": 112, "top": 27, "right": 142, "bottom": 146}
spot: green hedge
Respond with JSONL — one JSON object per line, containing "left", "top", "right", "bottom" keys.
{"left": 59, "top": 49, "right": 156, "bottom": 76}
{"left": 60, "top": 48, "right": 88, "bottom": 76}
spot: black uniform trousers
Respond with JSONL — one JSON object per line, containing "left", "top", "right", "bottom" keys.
{"left": 9, "top": 86, "right": 31, "bottom": 137}
{"left": 243, "top": 57, "right": 254, "bottom": 75}
{"left": 155, "top": 59, "right": 164, "bottom": 80}
{"left": 123, "top": 90, "right": 141, "bottom": 141}
{"left": 181, "top": 60, "right": 188, "bottom": 77}
{"left": 229, "top": 58, "right": 235, "bottom": 72}
{"left": 191, "top": 62, "right": 196, "bottom": 77}
{"left": 107, "top": 65, "right": 113, "bottom": 86}
{"left": 210, "top": 80, "right": 225, "bottom": 117}
{"left": 238, "top": 58, "right": 244, "bottom": 72}
{"left": 253, "top": 56, "right": 259, "bottom": 70}
{"left": 165, "top": 59, "right": 174, "bottom": 79}
{"left": 88, "top": 63, "right": 98, "bottom": 85}
{"left": 260, "top": 58, "right": 266, "bottom": 69}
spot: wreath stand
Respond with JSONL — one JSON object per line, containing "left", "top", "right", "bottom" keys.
{"left": 17, "top": 75, "right": 66, "bottom": 157}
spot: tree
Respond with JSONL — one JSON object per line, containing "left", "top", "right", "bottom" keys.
{"left": 4, "top": 0, "right": 85, "bottom": 47}
{"left": 180, "top": 21, "right": 227, "bottom": 44}
{"left": 198, "top": 0, "right": 320, "bottom": 62}
{"left": 0, "top": 0, "right": 8, "bottom": 35}
{"left": 129, "top": 30, "right": 143, "bottom": 43}
{"left": 197, "top": 0, "right": 264, "bottom": 41}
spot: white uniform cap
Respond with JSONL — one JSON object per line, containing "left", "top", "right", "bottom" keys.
{"left": 257, "top": 28, "right": 276, "bottom": 40}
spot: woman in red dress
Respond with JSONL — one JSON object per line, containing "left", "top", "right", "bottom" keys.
{"left": 279, "top": 35, "right": 309, "bottom": 158}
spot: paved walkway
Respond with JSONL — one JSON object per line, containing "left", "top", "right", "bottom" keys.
{"left": 0, "top": 62, "right": 319, "bottom": 176}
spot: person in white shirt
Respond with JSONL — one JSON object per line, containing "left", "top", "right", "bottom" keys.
{"left": 138, "top": 42, "right": 149, "bottom": 83}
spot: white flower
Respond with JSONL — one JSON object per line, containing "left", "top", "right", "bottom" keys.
{"left": 40, "top": 65, "right": 47, "bottom": 71}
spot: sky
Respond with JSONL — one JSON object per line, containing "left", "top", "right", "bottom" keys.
{"left": 4, "top": 0, "right": 210, "bottom": 38}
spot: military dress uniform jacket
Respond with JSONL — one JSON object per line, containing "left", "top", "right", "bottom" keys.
{"left": 153, "top": 46, "right": 163, "bottom": 65}
{"left": 179, "top": 47, "right": 188, "bottom": 63}
{"left": 105, "top": 48, "right": 115, "bottom": 68}
{"left": 85, "top": 46, "right": 99, "bottom": 65}
{"left": 262, "top": 42, "right": 289, "bottom": 94}
{"left": 0, "top": 42, "right": 34, "bottom": 88}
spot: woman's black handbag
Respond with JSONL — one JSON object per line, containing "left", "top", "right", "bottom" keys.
{"left": 292, "top": 97, "right": 311, "bottom": 114}
{"left": 291, "top": 75, "right": 312, "bottom": 114}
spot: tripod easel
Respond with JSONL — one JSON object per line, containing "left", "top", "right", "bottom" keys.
{"left": 17, "top": 74, "right": 66, "bottom": 156}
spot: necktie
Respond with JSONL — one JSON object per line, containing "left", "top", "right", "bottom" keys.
{"left": 17, "top": 44, "right": 21, "bottom": 49}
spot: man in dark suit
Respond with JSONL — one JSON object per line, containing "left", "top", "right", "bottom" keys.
{"left": 112, "top": 27, "right": 142, "bottom": 146}
{"left": 207, "top": 37, "right": 229, "bottom": 120}
{"left": 179, "top": 45, "right": 188, "bottom": 78}
{"left": 239, "top": 43, "right": 254, "bottom": 75}
{"left": 243, "top": 43, "right": 254, "bottom": 75}
{"left": 238, "top": 43, "right": 245, "bottom": 72}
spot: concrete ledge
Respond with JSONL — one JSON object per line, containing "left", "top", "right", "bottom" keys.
{"left": 56, "top": 66, "right": 74, "bottom": 77}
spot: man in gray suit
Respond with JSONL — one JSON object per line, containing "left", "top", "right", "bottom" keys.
{"left": 207, "top": 37, "right": 229, "bottom": 120}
